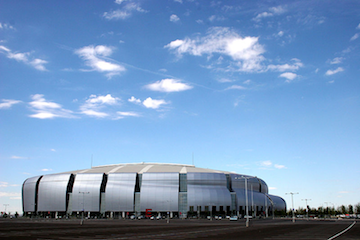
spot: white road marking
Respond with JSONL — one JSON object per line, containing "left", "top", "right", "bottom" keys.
{"left": 327, "top": 221, "right": 356, "bottom": 240}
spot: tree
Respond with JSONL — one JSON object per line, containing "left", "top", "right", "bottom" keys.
{"left": 348, "top": 205, "right": 354, "bottom": 214}
{"left": 340, "top": 205, "right": 347, "bottom": 214}
{"left": 355, "top": 203, "right": 360, "bottom": 214}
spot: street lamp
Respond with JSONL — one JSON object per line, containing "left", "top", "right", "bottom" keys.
{"left": 324, "top": 202, "right": 333, "bottom": 219}
{"left": 163, "top": 200, "right": 172, "bottom": 223}
{"left": 265, "top": 194, "right": 275, "bottom": 219}
{"left": 235, "top": 176, "right": 253, "bottom": 227}
{"left": 302, "top": 199, "right": 311, "bottom": 220}
{"left": 79, "top": 191, "right": 90, "bottom": 225}
{"left": 3, "top": 204, "right": 9, "bottom": 215}
{"left": 286, "top": 192, "right": 299, "bottom": 223}
{"left": 207, "top": 202, "right": 215, "bottom": 221}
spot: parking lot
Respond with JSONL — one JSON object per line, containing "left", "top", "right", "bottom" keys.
{"left": 0, "top": 218, "right": 358, "bottom": 239}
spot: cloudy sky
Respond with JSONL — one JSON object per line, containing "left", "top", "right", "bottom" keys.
{"left": 1, "top": 0, "right": 359, "bottom": 214}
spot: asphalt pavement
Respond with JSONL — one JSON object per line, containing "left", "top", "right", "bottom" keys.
{"left": 0, "top": 218, "right": 358, "bottom": 239}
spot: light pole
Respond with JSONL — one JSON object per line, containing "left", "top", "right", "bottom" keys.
{"left": 207, "top": 202, "right": 215, "bottom": 221}
{"left": 324, "top": 202, "right": 331, "bottom": 219}
{"left": 265, "top": 194, "right": 275, "bottom": 219}
{"left": 302, "top": 199, "right": 311, "bottom": 220}
{"left": 286, "top": 192, "right": 298, "bottom": 223}
{"left": 3, "top": 204, "right": 9, "bottom": 215}
{"left": 235, "top": 176, "right": 253, "bottom": 227}
{"left": 79, "top": 191, "right": 90, "bottom": 225}
{"left": 163, "top": 200, "right": 172, "bottom": 223}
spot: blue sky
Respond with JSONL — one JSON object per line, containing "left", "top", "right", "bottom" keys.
{"left": 1, "top": 0, "right": 359, "bottom": 214}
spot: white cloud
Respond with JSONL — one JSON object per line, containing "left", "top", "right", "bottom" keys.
{"left": 0, "top": 182, "right": 8, "bottom": 187}
{"left": 165, "top": 27, "right": 265, "bottom": 72}
{"left": 117, "top": 111, "right": 140, "bottom": 118}
{"left": 170, "top": 14, "right": 180, "bottom": 22}
{"left": 330, "top": 57, "right": 343, "bottom": 64}
{"left": 30, "top": 58, "right": 48, "bottom": 71}
{"left": 75, "top": 45, "right": 125, "bottom": 78}
{"left": 261, "top": 160, "right": 272, "bottom": 167}
{"left": 41, "top": 168, "right": 52, "bottom": 172}
{"left": 269, "top": 187, "right": 277, "bottom": 190}
{"left": 0, "top": 22, "right": 15, "bottom": 30}
{"left": 103, "top": 2, "right": 146, "bottom": 20}
{"left": 86, "top": 94, "right": 119, "bottom": 105}
{"left": 325, "top": 67, "right": 344, "bottom": 76}
{"left": 243, "top": 79, "right": 251, "bottom": 85}
{"left": 357, "top": 23, "right": 360, "bottom": 29}
{"left": 350, "top": 33, "right": 359, "bottom": 41}
{"left": 0, "top": 192, "right": 21, "bottom": 197}
{"left": 225, "top": 85, "right": 247, "bottom": 90}
{"left": 29, "top": 94, "right": 75, "bottom": 119}
{"left": 115, "top": 0, "right": 127, "bottom": 4}
{"left": 81, "top": 110, "right": 108, "bottom": 118}
{"left": 253, "top": 5, "right": 286, "bottom": 22}
{"left": 280, "top": 72, "right": 298, "bottom": 82}
{"left": 80, "top": 94, "right": 120, "bottom": 118}
{"left": 143, "top": 97, "right": 168, "bottom": 109}
{"left": 0, "top": 45, "right": 11, "bottom": 52}
{"left": 0, "top": 182, "right": 19, "bottom": 188}
{"left": 145, "top": 79, "right": 193, "bottom": 92}
{"left": 267, "top": 59, "right": 303, "bottom": 72}
{"left": 208, "top": 15, "right": 225, "bottom": 22}
{"left": 270, "top": 6, "right": 286, "bottom": 14}
{"left": 259, "top": 161, "right": 286, "bottom": 170}
{"left": 128, "top": 96, "right": 141, "bottom": 104}
{"left": 274, "top": 164, "right": 286, "bottom": 169}
{"left": 0, "top": 99, "right": 21, "bottom": 109}
{"left": 11, "top": 156, "right": 27, "bottom": 159}
{"left": 0, "top": 45, "right": 48, "bottom": 71}
{"left": 217, "top": 78, "right": 233, "bottom": 83}
{"left": 8, "top": 52, "right": 29, "bottom": 62}
{"left": 174, "top": 0, "right": 182, "bottom": 3}
{"left": 277, "top": 31, "right": 284, "bottom": 37}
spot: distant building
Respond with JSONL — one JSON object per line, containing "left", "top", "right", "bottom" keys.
{"left": 22, "top": 163, "right": 286, "bottom": 218}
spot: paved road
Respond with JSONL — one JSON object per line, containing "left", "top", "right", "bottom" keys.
{"left": 0, "top": 218, "right": 358, "bottom": 239}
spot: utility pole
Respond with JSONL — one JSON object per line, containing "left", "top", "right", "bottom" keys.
{"left": 324, "top": 202, "right": 330, "bottom": 220}
{"left": 234, "top": 175, "right": 254, "bottom": 227}
{"left": 302, "top": 199, "right": 311, "bottom": 220}
{"left": 286, "top": 192, "right": 299, "bottom": 223}
{"left": 265, "top": 194, "right": 275, "bottom": 219}
{"left": 3, "top": 204, "right": 9, "bottom": 214}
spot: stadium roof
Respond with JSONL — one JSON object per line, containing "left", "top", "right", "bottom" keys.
{"left": 60, "top": 162, "right": 236, "bottom": 175}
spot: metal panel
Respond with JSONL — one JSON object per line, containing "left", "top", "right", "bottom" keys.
{"left": 267, "top": 194, "right": 287, "bottom": 211}
{"left": 259, "top": 178, "right": 268, "bottom": 194}
{"left": 71, "top": 173, "right": 104, "bottom": 212}
{"left": 37, "top": 174, "right": 72, "bottom": 212}
{"left": 178, "top": 192, "right": 188, "bottom": 218}
{"left": 230, "top": 174, "right": 268, "bottom": 209}
{"left": 105, "top": 173, "right": 136, "bottom": 212}
{"left": 140, "top": 173, "right": 179, "bottom": 211}
{"left": 187, "top": 173, "right": 231, "bottom": 211}
{"left": 23, "top": 176, "right": 42, "bottom": 212}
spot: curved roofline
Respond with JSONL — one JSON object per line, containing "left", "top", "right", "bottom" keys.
{"left": 91, "top": 162, "right": 196, "bottom": 169}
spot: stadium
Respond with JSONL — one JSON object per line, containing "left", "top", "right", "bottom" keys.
{"left": 22, "top": 163, "right": 286, "bottom": 219}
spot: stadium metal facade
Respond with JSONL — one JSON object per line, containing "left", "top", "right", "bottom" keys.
{"left": 22, "top": 163, "right": 286, "bottom": 218}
